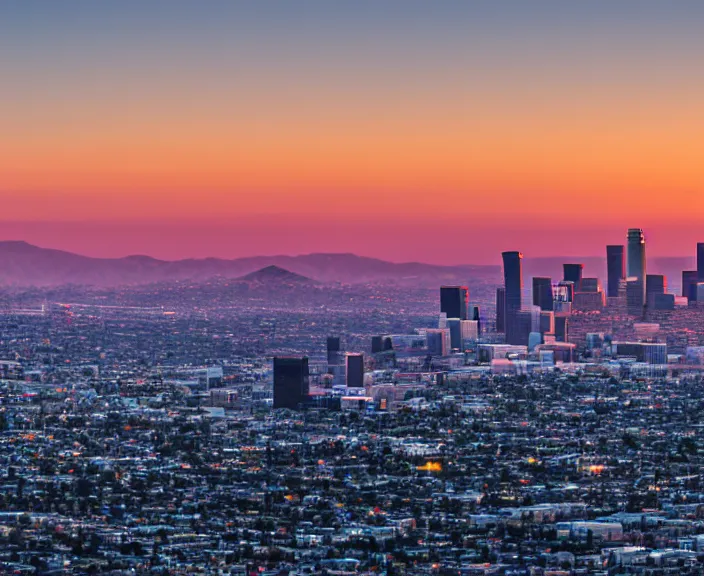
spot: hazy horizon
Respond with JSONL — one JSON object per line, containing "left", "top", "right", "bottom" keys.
{"left": 3, "top": 1, "right": 704, "bottom": 262}
{"left": 0, "top": 220, "right": 700, "bottom": 266}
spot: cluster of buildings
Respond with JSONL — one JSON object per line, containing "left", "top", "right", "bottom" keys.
{"left": 4, "top": 229, "right": 704, "bottom": 573}
{"left": 271, "top": 229, "right": 704, "bottom": 414}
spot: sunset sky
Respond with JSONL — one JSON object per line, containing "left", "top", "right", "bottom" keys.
{"left": 2, "top": 1, "right": 704, "bottom": 263}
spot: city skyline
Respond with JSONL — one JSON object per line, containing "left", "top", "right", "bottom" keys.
{"left": 3, "top": 1, "right": 704, "bottom": 261}
{"left": 6, "top": 4, "right": 704, "bottom": 572}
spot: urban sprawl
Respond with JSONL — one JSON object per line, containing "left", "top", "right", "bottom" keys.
{"left": 4, "top": 229, "right": 704, "bottom": 575}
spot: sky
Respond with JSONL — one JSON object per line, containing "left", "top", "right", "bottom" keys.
{"left": 2, "top": 1, "right": 704, "bottom": 263}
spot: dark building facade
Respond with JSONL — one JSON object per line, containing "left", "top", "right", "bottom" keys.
{"left": 327, "top": 337, "right": 341, "bottom": 366}
{"left": 502, "top": 252, "right": 523, "bottom": 344}
{"left": 653, "top": 293, "right": 675, "bottom": 310}
{"left": 626, "top": 279, "right": 645, "bottom": 316}
{"left": 539, "top": 311, "right": 555, "bottom": 335}
{"left": 440, "top": 286, "right": 469, "bottom": 320}
{"left": 563, "top": 264, "right": 584, "bottom": 292}
{"left": 532, "top": 277, "right": 553, "bottom": 311}
{"left": 554, "top": 314, "right": 569, "bottom": 343}
{"left": 683, "top": 270, "right": 698, "bottom": 301}
{"left": 345, "top": 353, "right": 365, "bottom": 389}
{"left": 698, "top": 243, "right": 704, "bottom": 281}
{"left": 470, "top": 305, "right": 482, "bottom": 335}
{"left": 507, "top": 310, "right": 533, "bottom": 346}
{"left": 580, "top": 278, "right": 601, "bottom": 293}
{"left": 273, "top": 357, "right": 310, "bottom": 409}
{"left": 495, "top": 287, "right": 506, "bottom": 332}
{"left": 606, "top": 245, "right": 625, "bottom": 298}
{"left": 645, "top": 274, "right": 666, "bottom": 308}
{"left": 627, "top": 228, "right": 646, "bottom": 304}
{"left": 502, "top": 252, "right": 523, "bottom": 314}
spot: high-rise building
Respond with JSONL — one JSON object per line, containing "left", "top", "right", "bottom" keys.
{"left": 627, "top": 228, "right": 646, "bottom": 297}
{"left": 345, "top": 353, "right": 365, "bottom": 389}
{"left": 273, "top": 357, "right": 310, "bottom": 409}
{"left": 440, "top": 286, "right": 469, "bottom": 320}
{"left": 496, "top": 287, "right": 506, "bottom": 332}
{"left": 532, "top": 277, "right": 553, "bottom": 311}
{"left": 327, "top": 337, "right": 342, "bottom": 366}
{"left": 563, "top": 264, "right": 584, "bottom": 291}
{"left": 698, "top": 243, "right": 704, "bottom": 281}
{"left": 626, "top": 278, "right": 645, "bottom": 316}
{"left": 447, "top": 318, "right": 463, "bottom": 350}
{"left": 645, "top": 274, "right": 666, "bottom": 308}
{"left": 606, "top": 245, "right": 625, "bottom": 298}
{"left": 508, "top": 310, "right": 534, "bottom": 346}
{"left": 502, "top": 251, "right": 523, "bottom": 344}
{"left": 683, "top": 270, "right": 698, "bottom": 301}
{"left": 502, "top": 252, "right": 523, "bottom": 313}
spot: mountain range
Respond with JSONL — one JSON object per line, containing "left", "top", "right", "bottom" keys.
{"left": 0, "top": 241, "right": 694, "bottom": 288}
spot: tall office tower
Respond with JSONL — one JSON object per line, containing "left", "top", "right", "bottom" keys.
{"left": 606, "top": 245, "right": 626, "bottom": 298}
{"left": 496, "top": 287, "right": 506, "bottom": 332}
{"left": 627, "top": 228, "right": 646, "bottom": 296}
{"left": 327, "top": 337, "right": 342, "bottom": 366}
{"left": 563, "top": 264, "right": 584, "bottom": 291}
{"left": 698, "top": 243, "right": 704, "bottom": 281}
{"left": 345, "top": 353, "right": 365, "bottom": 389}
{"left": 532, "top": 277, "right": 554, "bottom": 311}
{"left": 502, "top": 251, "right": 523, "bottom": 344}
{"left": 273, "top": 357, "right": 310, "bottom": 409}
{"left": 440, "top": 286, "right": 469, "bottom": 320}
{"left": 645, "top": 274, "right": 666, "bottom": 308}
{"left": 502, "top": 252, "right": 523, "bottom": 313}
{"left": 683, "top": 270, "right": 699, "bottom": 301}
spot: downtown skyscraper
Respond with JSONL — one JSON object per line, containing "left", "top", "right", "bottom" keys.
{"left": 440, "top": 286, "right": 469, "bottom": 320}
{"left": 502, "top": 251, "right": 523, "bottom": 344}
{"left": 627, "top": 228, "right": 646, "bottom": 310}
{"left": 606, "top": 245, "right": 625, "bottom": 298}
{"left": 627, "top": 228, "right": 646, "bottom": 283}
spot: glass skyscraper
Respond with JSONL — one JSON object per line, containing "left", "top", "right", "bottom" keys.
{"left": 627, "top": 228, "right": 646, "bottom": 306}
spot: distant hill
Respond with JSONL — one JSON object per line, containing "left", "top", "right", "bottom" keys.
{"left": 237, "top": 265, "right": 317, "bottom": 284}
{"left": 0, "top": 241, "right": 692, "bottom": 289}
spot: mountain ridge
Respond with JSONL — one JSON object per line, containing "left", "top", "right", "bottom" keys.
{"left": 0, "top": 241, "right": 693, "bottom": 287}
